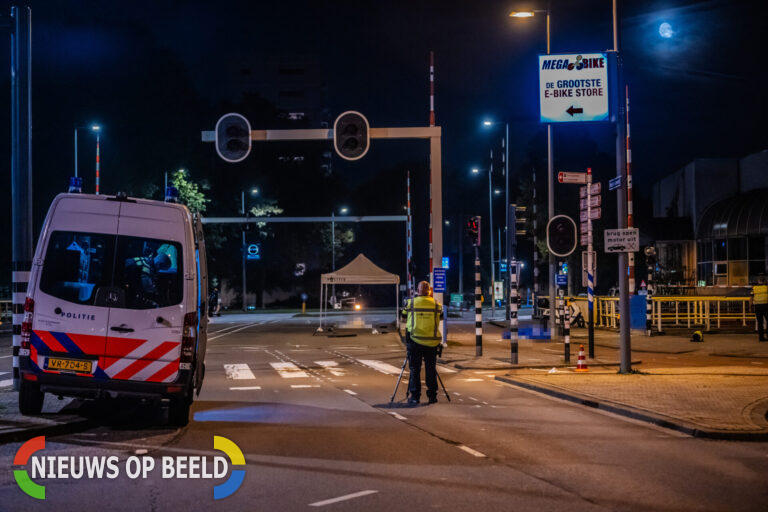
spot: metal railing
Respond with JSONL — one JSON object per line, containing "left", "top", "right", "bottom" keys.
{"left": 569, "top": 295, "right": 756, "bottom": 332}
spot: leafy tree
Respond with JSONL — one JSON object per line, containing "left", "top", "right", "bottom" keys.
{"left": 171, "top": 169, "right": 209, "bottom": 213}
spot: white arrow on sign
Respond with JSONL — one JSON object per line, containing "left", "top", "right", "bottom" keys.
{"left": 558, "top": 171, "right": 587, "bottom": 184}
{"left": 579, "top": 195, "right": 601, "bottom": 210}
{"left": 580, "top": 208, "right": 601, "bottom": 221}
{"left": 579, "top": 183, "right": 601, "bottom": 198}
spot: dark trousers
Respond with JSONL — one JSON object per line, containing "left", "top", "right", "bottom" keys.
{"left": 406, "top": 335, "right": 437, "bottom": 400}
{"left": 757, "top": 304, "right": 768, "bottom": 340}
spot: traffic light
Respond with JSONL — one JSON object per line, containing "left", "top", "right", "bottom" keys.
{"left": 546, "top": 215, "right": 577, "bottom": 257}
{"left": 467, "top": 216, "right": 481, "bottom": 247}
{"left": 333, "top": 111, "right": 370, "bottom": 161}
{"left": 215, "top": 113, "right": 251, "bottom": 163}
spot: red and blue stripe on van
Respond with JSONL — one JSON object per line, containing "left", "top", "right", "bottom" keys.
{"left": 30, "top": 330, "right": 179, "bottom": 382}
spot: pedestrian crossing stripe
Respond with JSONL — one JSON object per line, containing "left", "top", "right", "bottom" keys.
{"left": 314, "top": 361, "right": 347, "bottom": 376}
{"left": 356, "top": 360, "right": 402, "bottom": 375}
{"left": 224, "top": 364, "right": 256, "bottom": 380}
{"left": 269, "top": 362, "right": 309, "bottom": 378}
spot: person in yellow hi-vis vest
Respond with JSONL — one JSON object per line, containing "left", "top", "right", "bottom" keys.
{"left": 401, "top": 281, "right": 443, "bottom": 405}
{"left": 752, "top": 276, "right": 768, "bottom": 342}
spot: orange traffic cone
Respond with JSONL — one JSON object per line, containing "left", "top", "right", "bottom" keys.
{"left": 575, "top": 344, "right": 589, "bottom": 372}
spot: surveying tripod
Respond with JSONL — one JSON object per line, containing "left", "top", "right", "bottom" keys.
{"left": 389, "top": 341, "right": 451, "bottom": 405}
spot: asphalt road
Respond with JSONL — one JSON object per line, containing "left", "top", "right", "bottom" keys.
{"left": 0, "top": 314, "right": 767, "bottom": 511}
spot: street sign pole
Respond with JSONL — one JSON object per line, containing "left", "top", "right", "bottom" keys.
{"left": 507, "top": 203, "right": 519, "bottom": 364}
{"left": 587, "top": 170, "right": 595, "bottom": 358}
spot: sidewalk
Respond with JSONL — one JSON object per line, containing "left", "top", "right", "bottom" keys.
{"left": 440, "top": 324, "right": 768, "bottom": 440}
{"left": 0, "top": 388, "right": 96, "bottom": 444}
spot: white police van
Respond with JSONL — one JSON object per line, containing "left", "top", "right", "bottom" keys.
{"left": 18, "top": 192, "right": 208, "bottom": 426}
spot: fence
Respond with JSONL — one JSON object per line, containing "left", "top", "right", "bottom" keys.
{"left": 569, "top": 295, "right": 756, "bottom": 332}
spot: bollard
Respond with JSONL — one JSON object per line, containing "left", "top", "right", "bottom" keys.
{"left": 564, "top": 298, "right": 571, "bottom": 364}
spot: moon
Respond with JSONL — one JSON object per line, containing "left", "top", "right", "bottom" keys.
{"left": 659, "top": 22, "right": 674, "bottom": 38}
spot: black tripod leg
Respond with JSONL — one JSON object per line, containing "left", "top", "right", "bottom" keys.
{"left": 435, "top": 367, "right": 451, "bottom": 402}
{"left": 389, "top": 354, "right": 409, "bottom": 406}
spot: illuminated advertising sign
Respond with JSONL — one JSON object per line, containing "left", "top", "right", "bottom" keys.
{"left": 539, "top": 53, "right": 610, "bottom": 123}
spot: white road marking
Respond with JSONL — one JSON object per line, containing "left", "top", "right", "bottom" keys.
{"left": 0, "top": 379, "right": 14, "bottom": 388}
{"left": 224, "top": 364, "right": 256, "bottom": 380}
{"left": 453, "top": 392, "right": 461, "bottom": 396}
{"left": 309, "top": 490, "right": 379, "bottom": 507}
{"left": 270, "top": 362, "right": 309, "bottom": 378}
{"left": 314, "top": 360, "right": 347, "bottom": 376}
{"left": 134, "top": 449, "right": 148, "bottom": 455}
{"left": 458, "top": 445, "right": 487, "bottom": 458}
{"left": 388, "top": 412, "right": 407, "bottom": 420}
{"left": 209, "top": 322, "right": 263, "bottom": 341}
{"left": 0, "top": 355, "right": 12, "bottom": 359}
{"left": 469, "top": 397, "right": 479, "bottom": 401}
{"left": 0, "top": 371, "right": 7, "bottom": 376}
{"left": 343, "top": 389, "right": 357, "bottom": 395}
{"left": 357, "top": 359, "right": 402, "bottom": 375}
{"left": 230, "top": 386, "right": 262, "bottom": 390}
{"left": 437, "top": 365, "right": 457, "bottom": 373}
{"left": 291, "top": 384, "right": 320, "bottom": 388}
{"left": 462, "top": 378, "right": 483, "bottom": 382}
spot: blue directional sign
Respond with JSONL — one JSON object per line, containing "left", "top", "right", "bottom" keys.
{"left": 442, "top": 256, "right": 450, "bottom": 269}
{"left": 499, "top": 261, "right": 507, "bottom": 274}
{"left": 433, "top": 268, "right": 447, "bottom": 293}
{"left": 556, "top": 274, "right": 567, "bottom": 286}
{"left": 246, "top": 243, "right": 261, "bottom": 261}
{"left": 609, "top": 175, "right": 623, "bottom": 191}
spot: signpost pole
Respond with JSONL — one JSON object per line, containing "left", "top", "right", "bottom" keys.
{"left": 587, "top": 170, "right": 595, "bottom": 358}
{"left": 241, "top": 191, "right": 247, "bottom": 312}
{"left": 474, "top": 246, "right": 483, "bottom": 356}
{"left": 508, "top": 203, "right": 518, "bottom": 364}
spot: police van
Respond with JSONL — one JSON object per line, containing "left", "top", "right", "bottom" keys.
{"left": 18, "top": 191, "right": 208, "bottom": 426}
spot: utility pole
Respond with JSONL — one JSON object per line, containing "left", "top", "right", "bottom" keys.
{"left": 241, "top": 191, "right": 247, "bottom": 312}
{"left": 10, "top": 5, "right": 33, "bottom": 391}
{"left": 613, "top": 0, "right": 631, "bottom": 373}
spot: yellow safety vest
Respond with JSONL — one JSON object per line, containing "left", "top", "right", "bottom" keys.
{"left": 404, "top": 296, "right": 443, "bottom": 347}
{"left": 754, "top": 285, "right": 768, "bottom": 305}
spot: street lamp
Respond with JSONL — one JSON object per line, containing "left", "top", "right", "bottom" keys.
{"left": 471, "top": 157, "right": 498, "bottom": 319}
{"left": 331, "top": 206, "right": 349, "bottom": 302}
{"left": 73, "top": 123, "right": 101, "bottom": 192}
{"left": 240, "top": 187, "right": 260, "bottom": 312}
{"left": 510, "top": 4, "right": 554, "bottom": 335}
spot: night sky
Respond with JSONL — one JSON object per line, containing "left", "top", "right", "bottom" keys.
{"left": 1, "top": 0, "right": 766, "bottom": 295}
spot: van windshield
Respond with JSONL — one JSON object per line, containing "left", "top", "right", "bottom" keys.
{"left": 40, "top": 231, "right": 183, "bottom": 309}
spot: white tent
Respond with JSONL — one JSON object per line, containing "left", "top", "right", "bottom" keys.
{"left": 319, "top": 254, "right": 400, "bottom": 330}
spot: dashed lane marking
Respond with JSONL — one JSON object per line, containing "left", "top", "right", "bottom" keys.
{"left": 314, "top": 360, "right": 347, "bottom": 376}
{"left": 209, "top": 322, "right": 263, "bottom": 341}
{"left": 343, "top": 389, "right": 358, "bottom": 395}
{"left": 462, "top": 378, "right": 484, "bottom": 382}
{"left": 458, "top": 445, "right": 487, "bottom": 458}
{"left": 309, "top": 490, "right": 379, "bottom": 507}
{"left": 389, "top": 412, "right": 407, "bottom": 420}
{"left": 230, "top": 386, "right": 262, "bottom": 390}
{"left": 270, "top": 362, "right": 310, "bottom": 378}
{"left": 437, "top": 365, "right": 457, "bottom": 373}
{"left": 223, "top": 364, "right": 256, "bottom": 380}
{"left": 291, "top": 384, "right": 320, "bottom": 388}
{"left": 357, "top": 359, "right": 402, "bottom": 375}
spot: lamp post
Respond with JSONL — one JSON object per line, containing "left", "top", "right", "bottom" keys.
{"left": 332, "top": 207, "right": 349, "bottom": 303}
{"left": 74, "top": 124, "right": 101, "bottom": 189}
{"left": 482, "top": 120, "right": 510, "bottom": 320}
{"left": 509, "top": 5, "right": 554, "bottom": 335}
{"left": 241, "top": 187, "right": 260, "bottom": 312}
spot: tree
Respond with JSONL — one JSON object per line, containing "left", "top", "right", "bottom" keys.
{"left": 171, "top": 169, "right": 209, "bottom": 213}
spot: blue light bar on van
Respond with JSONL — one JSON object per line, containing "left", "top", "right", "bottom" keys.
{"left": 68, "top": 176, "right": 83, "bottom": 193}
{"left": 165, "top": 186, "right": 180, "bottom": 203}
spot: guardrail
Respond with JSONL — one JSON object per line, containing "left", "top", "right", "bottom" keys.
{"left": 569, "top": 295, "right": 756, "bottom": 332}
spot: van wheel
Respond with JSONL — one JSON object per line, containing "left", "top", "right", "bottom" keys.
{"left": 168, "top": 394, "right": 192, "bottom": 427}
{"left": 19, "top": 380, "right": 45, "bottom": 415}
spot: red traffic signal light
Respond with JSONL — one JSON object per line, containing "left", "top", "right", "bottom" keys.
{"left": 546, "top": 215, "right": 577, "bottom": 257}
{"left": 466, "top": 216, "right": 482, "bottom": 247}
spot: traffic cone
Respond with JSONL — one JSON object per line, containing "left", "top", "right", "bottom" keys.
{"left": 575, "top": 344, "right": 589, "bottom": 372}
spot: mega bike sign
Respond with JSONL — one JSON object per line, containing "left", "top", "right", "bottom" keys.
{"left": 539, "top": 52, "right": 611, "bottom": 123}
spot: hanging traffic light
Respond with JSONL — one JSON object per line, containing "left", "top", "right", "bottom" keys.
{"left": 546, "top": 215, "right": 577, "bottom": 257}
{"left": 215, "top": 113, "right": 251, "bottom": 163}
{"left": 333, "top": 111, "right": 370, "bottom": 161}
{"left": 467, "top": 216, "right": 482, "bottom": 247}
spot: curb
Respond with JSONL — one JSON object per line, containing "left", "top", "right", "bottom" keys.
{"left": 0, "top": 416, "right": 98, "bottom": 445}
{"left": 494, "top": 375, "right": 768, "bottom": 441}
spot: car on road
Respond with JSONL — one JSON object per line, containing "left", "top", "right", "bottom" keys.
{"left": 18, "top": 192, "right": 209, "bottom": 426}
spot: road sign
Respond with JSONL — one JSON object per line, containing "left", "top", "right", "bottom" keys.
{"left": 494, "top": 281, "right": 504, "bottom": 301}
{"left": 580, "top": 233, "right": 593, "bottom": 247}
{"left": 539, "top": 53, "right": 610, "bottom": 123}
{"left": 499, "top": 260, "right": 507, "bottom": 274}
{"left": 604, "top": 228, "right": 640, "bottom": 253}
{"left": 582, "top": 251, "right": 597, "bottom": 287}
{"left": 579, "top": 195, "right": 601, "bottom": 210}
{"left": 579, "top": 208, "right": 601, "bottom": 221}
{"left": 442, "top": 256, "right": 450, "bottom": 269}
{"left": 294, "top": 262, "right": 306, "bottom": 275}
{"left": 433, "top": 267, "right": 447, "bottom": 292}
{"left": 450, "top": 293, "right": 463, "bottom": 304}
{"left": 609, "top": 175, "right": 623, "bottom": 191}
{"left": 580, "top": 222, "right": 588, "bottom": 234}
{"left": 246, "top": 243, "right": 261, "bottom": 260}
{"left": 558, "top": 171, "right": 587, "bottom": 184}
{"left": 556, "top": 274, "right": 567, "bottom": 286}
{"left": 579, "top": 183, "right": 601, "bottom": 198}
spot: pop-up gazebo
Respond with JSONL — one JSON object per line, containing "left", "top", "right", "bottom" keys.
{"left": 318, "top": 254, "right": 400, "bottom": 330}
